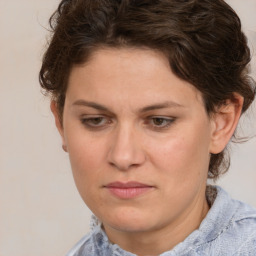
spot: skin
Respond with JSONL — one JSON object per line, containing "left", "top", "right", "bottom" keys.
{"left": 52, "top": 48, "right": 243, "bottom": 255}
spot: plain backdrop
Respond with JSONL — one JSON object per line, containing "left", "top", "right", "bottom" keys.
{"left": 0, "top": 1, "right": 255, "bottom": 255}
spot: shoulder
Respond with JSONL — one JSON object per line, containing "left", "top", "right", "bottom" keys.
{"left": 226, "top": 189, "right": 256, "bottom": 237}
{"left": 188, "top": 186, "right": 256, "bottom": 256}
{"left": 214, "top": 214, "right": 256, "bottom": 256}
{"left": 65, "top": 224, "right": 132, "bottom": 256}
{"left": 209, "top": 187, "right": 256, "bottom": 255}
{"left": 65, "top": 233, "right": 93, "bottom": 256}
{"left": 228, "top": 199, "right": 256, "bottom": 255}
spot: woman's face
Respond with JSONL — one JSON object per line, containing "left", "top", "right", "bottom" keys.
{"left": 57, "top": 48, "right": 216, "bottom": 239}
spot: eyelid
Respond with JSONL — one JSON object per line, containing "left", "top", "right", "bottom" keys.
{"left": 80, "top": 115, "right": 113, "bottom": 129}
{"left": 145, "top": 116, "right": 176, "bottom": 130}
{"left": 146, "top": 115, "right": 175, "bottom": 121}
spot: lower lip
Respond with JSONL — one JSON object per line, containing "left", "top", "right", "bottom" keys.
{"left": 106, "top": 187, "right": 153, "bottom": 199}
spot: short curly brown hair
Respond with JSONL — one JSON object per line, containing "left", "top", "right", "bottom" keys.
{"left": 39, "top": 0, "right": 255, "bottom": 180}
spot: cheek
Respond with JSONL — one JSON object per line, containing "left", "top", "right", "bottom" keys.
{"left": 65, "top": 131, "right": 107, "bottom": 195}
{"left": 66, "top": 126, "right": 106, "bottom": 169}
{"left": 147, "top": 126, "right": 211, "bottom": 181}
{"left": 67, "top": 142, "right": 105, "bottom": 211}
{"left": 145, "top": 128, "right": 211, "bottom": 215}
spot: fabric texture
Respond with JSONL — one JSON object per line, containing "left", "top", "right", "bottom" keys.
{"left": 66, "top": 186, "right": 256, "bottom": 256}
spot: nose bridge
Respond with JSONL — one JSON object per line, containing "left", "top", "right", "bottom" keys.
{"left": 107, "top": 121, "right": 145, "bottom": 170}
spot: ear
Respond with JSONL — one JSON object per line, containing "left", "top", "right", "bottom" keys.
{"left": 50, "top": 101, "right": 68, "bottom": 152}
{"left": 209, "top": 93, "right": 244, "bottom": 154}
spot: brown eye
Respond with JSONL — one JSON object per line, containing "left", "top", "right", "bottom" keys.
{"left": 152, "top": 118, "right": 165, "bottom": 126}
{"left": 147, "top": 116, "right": 175, "bottom": 130}
{"left": 81, "top": 116, "right": 111, "bottom": 129}
{"left": 89, "top": 117, "right": 104, "bottom": 125}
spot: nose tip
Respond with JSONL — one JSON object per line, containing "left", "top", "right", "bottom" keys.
{"left": 107, "top": 128, "right": 146, "bottom": 171}
{"left": 109, "top": 155, "right": 141, "bottom": 171}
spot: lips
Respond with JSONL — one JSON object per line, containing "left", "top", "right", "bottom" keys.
{"left": 104, "top": 181, "right": 154, "bottom": 199}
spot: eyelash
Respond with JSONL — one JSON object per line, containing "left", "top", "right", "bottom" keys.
{"left": 145, "top": 117, "right": 175, "bottom": 130}
{"left": 80, "top": 116, "right": 175, "bottom": 131}
{"left": 80, "top": 116, "right": 111, "bottom": 130}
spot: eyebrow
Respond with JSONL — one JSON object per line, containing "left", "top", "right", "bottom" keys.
{"left": 139, "top": 101, "right": 184, "bottom": 112}
{"left": 72, "top": 100, "right": 109, "bottom": 111}
{"left": 72, "top": 100, "right": 184, "bottom": 113}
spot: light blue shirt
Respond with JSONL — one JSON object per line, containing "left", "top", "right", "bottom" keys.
{"left": 66, "top": 186, "right": 256, "bottom": 256}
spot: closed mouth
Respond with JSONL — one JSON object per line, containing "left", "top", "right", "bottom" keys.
{"left": 104, "top": 181, "right": 154, "bottom": 199}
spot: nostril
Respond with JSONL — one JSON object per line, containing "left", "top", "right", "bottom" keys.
{"left": 108, "top": 156, "right": 146, "bottom": 171}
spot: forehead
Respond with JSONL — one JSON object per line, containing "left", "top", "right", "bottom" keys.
{"left": 66, "top": 47, "right": 204, "bottom": 110}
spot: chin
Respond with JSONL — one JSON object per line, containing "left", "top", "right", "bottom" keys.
{"left": 101, "top": 207, "right": 156, "bottom": 233}
{"left": 106, "top": 220, "right": 151, "bottom": 233}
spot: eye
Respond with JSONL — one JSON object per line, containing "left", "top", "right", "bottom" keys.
{"left": 152, "top": 117, "right": 167, "bottom": 126}
{"left": 80, "top": 116, "right": 111, "bottom": 129}
{"left": 146, "top": 116, "right": 175, "bottom": 130}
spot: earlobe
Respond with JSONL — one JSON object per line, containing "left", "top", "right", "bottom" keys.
{"left": 210, "top": 94, "right": 244, "bottom": 154}
{"left": 50, "top": 101, "right": 68, "bottom": 152}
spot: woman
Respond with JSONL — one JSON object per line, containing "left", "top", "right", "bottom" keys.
{"left": 39, "top": 0, "right": 256, "bottom": 255}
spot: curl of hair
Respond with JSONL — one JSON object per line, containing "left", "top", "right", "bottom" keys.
{"left": 39, "top": 0, "right": 255, "bottom": 180}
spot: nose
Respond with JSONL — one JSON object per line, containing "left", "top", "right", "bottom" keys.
{"left": 107, "top": 124, "right": 146, "bottom": 171}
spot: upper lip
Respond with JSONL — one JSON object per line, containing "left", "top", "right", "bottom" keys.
{"left": 104, "top": 181, "right": 153, "bottom": 188}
